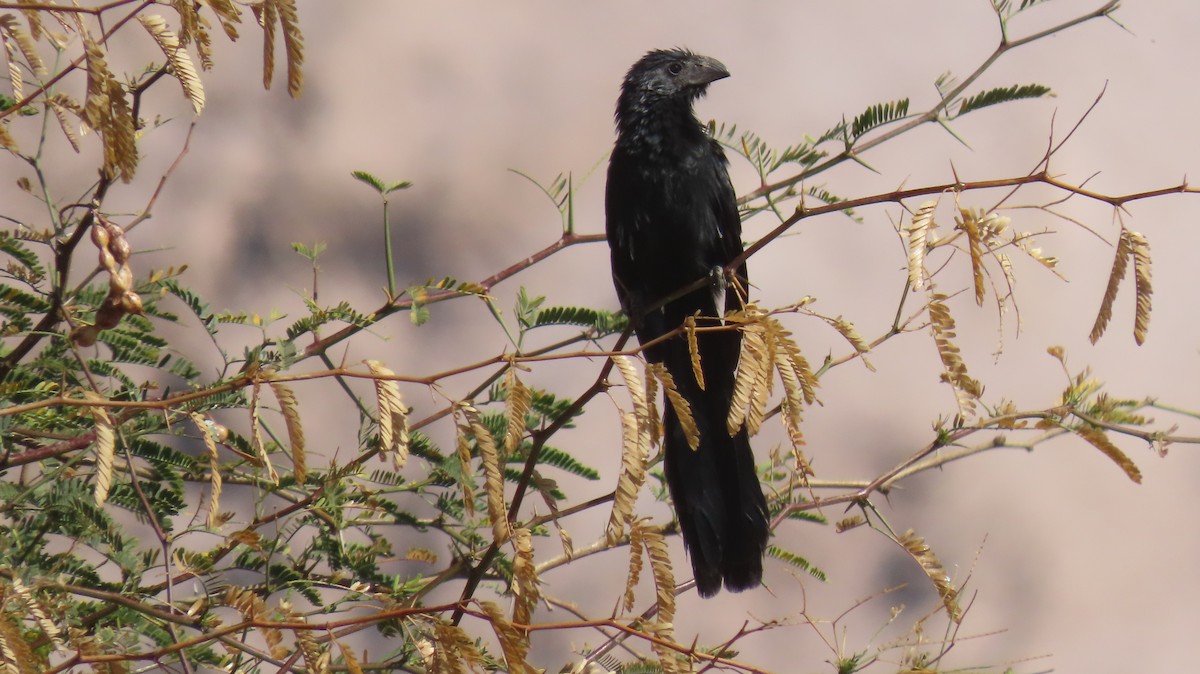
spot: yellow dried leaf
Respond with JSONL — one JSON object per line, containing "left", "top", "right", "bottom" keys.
{"left": 480, "top": 601, "right": 531, "bottom": 674}
{"left": 1089, "top": 227, "right": 1131, "bottom": 344}
{"left": 225, "top": 586, "right": 284, "bottom": 656}
{"left": 248, "top": 380, "right": 279, "bottom": 483}
{"left": 828, "top": 315, "right": 873, "bottom": 369}
{"left": 276, "top": 0, "right": 304, "bottom": 97}
{"left": 607, "top": 411, "right": 648, "bottom": 544}
{"left": 905, "top": 200, "right": 937, "bottom": 289}
{"left": 641, "top": 528, "right": 676, "bottom": 625}
{"left": 1075, "top": 426, "right": 1142, "bottom": 483}
{"left": 455, "top": 428, "right": 475, "bottom": 518}
{"left": 955, "top": 208, "right": 987, "bottom": 305}
{"left": 138, "top": 14, "right": 205, "bottom": 114}
{"left": 203, "top": 0, "right": 243, "bottom": 40}
{"left": 0, "top": 120, "right": 17, "bottom": 153}
{"left": 191, "top": 413, "right": 223, "bottom": 530}
{"left": 835, "top": 516, "right": 865, "bottom": 532}
{"left": 1013, "top": 231, "right": 1065, "bottom": 280}
{"left": 268, "top": 381, "right": 305, "bottom": 483}
{"left": 402, "top": 547, "right": 438, "bottom": 564}
{"left": 9, "top": 577, "right": 63, "bottom": 654}
{"left": 684, "top": 313, "right": 704, "bottom": 390}
{"left": 295, "top": 626, "right": 324, "bottom": 673}
{"left": 642, "top": 528, "right": 678, "bottom": 673}
{"left": 463, "top": 404, "right": 509, "bottom": 544}
{"left": 260, "top": 0, "right": 276, "bottom": 90}
{"left": 0, "top": 14, "right": 46, "bottom": 78}
{"left": 727, "top": 316, "right": 770, "bottom": 436}
{"left": 83, "top": 392, "right": 115, "bottom": 506}
{"left": 624, "top": 523, "right": 645, "bottom": 613}
{"left": 510, "top": 527, "right": 539, "bottom": 627}
{"left": 47, "top": 93, "right": 80, "bottom": 152}
{"left": 898, "top": 529, "right": 961, "bottom": 622}
{"left": 927, "top": 293, "right": 980, "bottom": 418}
{"left": 367, "top": 360, "right": 410, "bottom": 469}
{"left": 613, "top": 355, "right": 649, "bottom": 424}
{"left": 648, "top": 362, "right": 699, "bottom": 450}
{"left": 1129, "top": 230, "right": 1152, "bottom": 345}
{"left": 643, "top": 359, "right": 662, "bottom": 447}
{"left": 334, "top": 639, "right": 365, "bottom": 674}
{"left": 430, "top": 620, "right": 483, "bottom": 674}
{"left": 260, "top": 0, "right": 304, "bottom": 97}
{"left": 503, "top": 366, "right": 531, "bottom": 455}
{"left": 0, "top": 610, "right": 41, "bottom": 674}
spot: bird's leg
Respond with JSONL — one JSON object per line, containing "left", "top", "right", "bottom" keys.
{"left": 709, "top": 265, "right": 727, "bottom": 324}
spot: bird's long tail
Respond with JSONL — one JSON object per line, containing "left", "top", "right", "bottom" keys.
{"left": 660, "top": 328, "right": 770, "bottom": 597}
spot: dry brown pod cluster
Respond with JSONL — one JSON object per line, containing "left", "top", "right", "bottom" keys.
{"left": 72, "top": 215, "right": 144, "bottom": 347}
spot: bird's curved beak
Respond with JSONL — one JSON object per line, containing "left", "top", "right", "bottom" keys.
{"left": 685, "top": 56, "right": 730, "bottom": 87}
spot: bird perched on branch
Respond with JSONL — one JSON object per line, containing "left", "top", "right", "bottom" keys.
{"left": 605, "top": 48, "right": 769, "bottom": 597}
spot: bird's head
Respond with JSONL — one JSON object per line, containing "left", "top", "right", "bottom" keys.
{"left": 619, "top": 48, "right": 730, "bottom": 106}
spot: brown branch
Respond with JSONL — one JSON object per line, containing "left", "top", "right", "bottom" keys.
{"left": 0, "top": 0, "right": 156, "bottom": 124}
{"left": 298, "top": 232, "right": 605, "bottom": 360}
{"left": 734, "top": 0, "right": 1120, "bottom": 207}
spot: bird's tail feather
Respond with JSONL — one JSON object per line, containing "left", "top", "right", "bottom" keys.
{"left": 663, "top": 402, "right": 770, "bottom": 597}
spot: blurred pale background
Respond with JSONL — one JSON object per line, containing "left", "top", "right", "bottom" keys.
{"left": 7, "top": 1, "right": 1200, "bottom": 671}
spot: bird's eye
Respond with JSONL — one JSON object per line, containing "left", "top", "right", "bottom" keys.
{"left": 667, "top": 62, "right": 683, "bottom": 76}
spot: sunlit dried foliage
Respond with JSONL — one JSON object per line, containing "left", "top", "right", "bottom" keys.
{"left": 0, "top": 609, "right": 41, "bottom": 674}
{"left": 84, "top": 391, "right": 115, "bottom": 506}
{"left": 955, "top": 207, "right": 987, "bottom": 305}
{"left": 191, "top": 412, "right": 224, "bottom": 529}
{"left": 898, "top": 530, "right": 961, "bottom": 622}
{"left": 827, "top": 314, "right": 874, "bottom": 370}
{"left": 726, "top": 307, "right": 817, "bottom": 442}
{"left": 511, "top": 527, "right": 540, "bottom": 627}
{"left": 1089, "top": 227, "right": 1132, "bottom": 344}
{"left": 429, "top": 621, "right": 484, "bottom": 674}
{"left": 905, "top": 200, "right": 938, "bottom": 289}
{"left": 624, "top": 522, "right": 646, "bottom": 613}
{"left": 296, "top": 622, "right": 329, "bottom": 674}
{"left": 334, "top": 638, "right": 366, "bottom": 674}
{"left": 248, "top": 379, "right": 280, "bottom": 483}
{"left": 0, "top": 14, "right": 44, "bottom": 81}
{"left": 1073, "top": 425, "right": 1142, "bottom": 483}
{"left": 368, "top": 360, "right": 411, "bottom": 468}
{"left": 726, "top": 310, "right": 772, "bottom": 436}
{"left": 269, "top": 381, "right": 306, "bottom": 482}
{"left": 462, "top": 403, "right": 510, "bottom": 544}
{"left": 1129, "top": 230, "right": 1153, "bottom": 345}
{"left": 257, "top": 0, "right": 305, "bottom": 97}
{"left": 504, "top": 365, "right": 532, "bottom": 454}
{"left": 82, "top": 31, "right": 137, "bottom": 182}
{"left": 8, "top": 578, "right": 63, "bottom": 655}
{"left": 1088, "top": 227, "right": 1153, "bottom": 345}
{"left": 481, "top": 600, "right": 532, "bottom": 674}
{"left": 647, "top": 361, "right": 700, "bottom": 450}
{"left": 684, "top": 313, "right": 705, "bottom": 390}
{"left": 139, "top": 14, "right": 204, "bottom": 114}
{"left": 607, "top": 411, "right": 649, "bottom": 543}
{"left": 225, "top": 586, "right": 285, "bottom": 659}
{"left": 642, "top": 527, "right": 679, "bottom": 673}
{"left": 926, "top": 291, "right": 982, "bottom": 418}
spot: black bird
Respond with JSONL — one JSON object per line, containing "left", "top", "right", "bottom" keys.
{"left": 605, "top": 48, "right": 769, "bottom": 597}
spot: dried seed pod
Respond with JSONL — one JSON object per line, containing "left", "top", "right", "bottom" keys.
{"left": 113, "top": 266, "right": 134, "bottom": 293}
{"left": 109, "top": 230, "right": 131, "bottom": 265}
{"left": 120, "top": 291, "right": 143, "bottom": 315}
{"left": 90, "top": 223, "right": 110, "bottom": 248}
{"left": 72, "top": 325, "right": 100, "bottom": 347}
